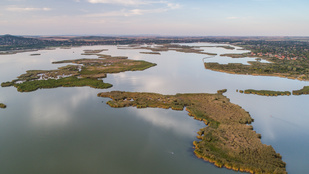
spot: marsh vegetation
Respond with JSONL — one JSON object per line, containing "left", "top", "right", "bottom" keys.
{"left": 207, "top": 44, "right": 309, "bottom": 81}
{"left": 201, "top": 45, "right": 235, "bottom": 50}
{"left": 292, "top": 86, "right": 309, "bottom": 95}
{"left": 1, "top": 52, "right": 156, "bottom": 92}
{"left": 237, "top": 89, "right": 291, "bottom": 96}
{"left": 205, "top": 59, "right": 309, "bottom": 81}
{"left": 30, "top": 53, "right": 41, "bottom": 56}
{"left": 0, "top": 103, "right": 6, "bottom": 108}
{"left": 140, "top": 52, "right": 161, "bottom": 55}
{"left": 119, "top": 44, "right": 217, "bottom": 56}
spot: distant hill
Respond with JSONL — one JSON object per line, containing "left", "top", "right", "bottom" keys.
{"left": 0, "top": 35, "right": 44, "bottom": 46}
{"left": 0, "top": 35, "right": 211, "bottom": 51}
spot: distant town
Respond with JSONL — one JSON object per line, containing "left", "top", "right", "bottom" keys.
{"left": 237, "top": 40, "right": 309, "bottom": 61}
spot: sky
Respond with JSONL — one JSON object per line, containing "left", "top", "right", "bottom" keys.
{"left": 0, "top": 0, "right": 308, "bottom": 36}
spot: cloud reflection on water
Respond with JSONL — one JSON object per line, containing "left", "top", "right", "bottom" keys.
{"left": 127, "top": 107, "right": 204, "bottom": 137}
{"left": 29, "top": 88, "right": 95, "bottom": 128}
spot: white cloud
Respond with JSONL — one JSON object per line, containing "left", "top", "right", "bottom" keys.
{"left": 6, "top": 0, "right": 26, "bottom": 1}
{"left": 129, "top": 8, "right": 167, "bottom": 15}
{"left": 86, "top": 10, "right": 126, "bottom": 17}
{"left": 167, "top": 3, "right": 181, "bottom": 9}
{"left": 88, "top": 0, "right": 149, "bottom": 5}
{"left": 86, "top": 7, "right": 168, "bottom": 17}
{"left": 226, "top": 16, "right": 253, "bottom": 20}
{"left": 6, "top": 7, "right": 51, "bottom": 12}
{"left": 87, "top": 0, "right": 181, "bottom": 9}
{"left": 227, "top": 16, "right": 239, "bottom": 20}
{"left": 85, "top": 0, "right": 180, "bottom": 17}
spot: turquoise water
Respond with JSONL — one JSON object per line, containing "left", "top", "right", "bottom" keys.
{"left": 0, "top": 44, "right": 308, "bottom": 173}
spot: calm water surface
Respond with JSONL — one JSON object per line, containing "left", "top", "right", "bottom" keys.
{"left": 0, "top": 43, "right": 308, "bottom": 173}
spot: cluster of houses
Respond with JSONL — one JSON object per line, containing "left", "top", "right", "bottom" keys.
{"left": 249, "top": 52, "right": 299, "bottom": 61}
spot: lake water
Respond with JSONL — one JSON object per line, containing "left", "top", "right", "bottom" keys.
{"left": 0, "top": 43, "right": 308, "bottom": 174}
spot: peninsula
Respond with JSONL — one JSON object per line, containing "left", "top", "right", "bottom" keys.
{"left": 98, "top": 91, "right": 287, "bottom": 174}
{"left": 205, "top": 39, "right": 309, "bottom": 81}
{"left": 205, "top": 60, "right": 309, "bottom": 81}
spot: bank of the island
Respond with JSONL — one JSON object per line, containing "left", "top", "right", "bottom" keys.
{"left": 1, "top": 49, "right": 156, "bottom": 92}
{"left": 200, "top": 45, "right": 235, "bottom": 50}
{"left": 98, "top": 91, "right": 287, "bottom": 174}
{"left": 0, "top": 103, "right": 6, "bottom": 109}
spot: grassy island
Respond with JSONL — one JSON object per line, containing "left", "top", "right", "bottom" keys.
{"left": 13, "top": 76, "right": 112, "bottom": 92}
{"left": 238, "top": 89, "right": 291, "bottom": 96}
{"left": 53, "top": 57, "right": 156, "bottom": 75}
{"left": 1, "top": 55, "right": 156, "bottom": 92}
{"left": 0, "top": 103, "right": 6, "bottom": 109}
{"left": 140, "top": 52, "right": 161, "bottom": 55}
{"left": 205, "top": 60, "right": 309, "bottom": 81}
{"left": 219, "top": 46, "right": 235, "bottom": 50}
{"left": 292, "top": 86, "right": 309, "bottom": 95}
{"left": 221, "top": 53, "right": 250, "bottom": 58}
{"left": 98, "top": 91, "right": 287, "bottom": 174}
{"left": 201, "top": 46, "right": 235, "bottom": 50}
{"left": 30, "top": 53, "right": 41, "bottom": 56}
{"left": 82, "top": 49, "right": 108, "bottom": 55}
{"left": 120, "top": 44, "right": 217, "bottom": 56}
{"left": 81, "top": 49, "right": 128, "bottom": 59}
